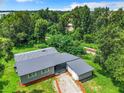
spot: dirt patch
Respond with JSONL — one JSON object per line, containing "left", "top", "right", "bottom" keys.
{"left": 55, "top": 73, "right": 83, "bottom": 93}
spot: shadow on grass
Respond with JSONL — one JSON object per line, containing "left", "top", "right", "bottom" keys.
{"left": 112, "top": 80, "right": 124, "bottom": 93}
{"left": 97, "top": 69, "right": 110, "bottom": 77}
{"left": 80, "top": 73, "right": 97, "bottom": 83}
{"left": 97, "top": 69, "right": 124, "bottom": 93}
{"left": 0, "top": 80, "right": 9, "bottom": 93}
{"left": 15, "top": 44, "right": 34, "bottom": 49}
{"left": 0, "top": 64, "right": 5, "bottom": 78}
{"left": 30, "top": 89, "right": 44, "bottom": 93}
{"left": 0, "top": 64, "right": 7, "bottom": 92}
{"left": 15, "top": 89, "right": 44, "bottom": 93}
{"left": 15, "top": 91, "right": 26, "bottom": 93}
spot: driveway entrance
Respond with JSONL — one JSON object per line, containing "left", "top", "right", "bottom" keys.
{"left": 55, "top": 72, "right": 83, "bottom": 93}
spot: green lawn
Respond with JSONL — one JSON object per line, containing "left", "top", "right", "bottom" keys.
{"left": 0, "top": 46, "right": 55, "bottom": 93}
{"left": 82, "top": 54, "right": 120, "bottom": 93}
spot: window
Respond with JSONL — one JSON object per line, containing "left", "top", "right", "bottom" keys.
{"left": 41, "top": 70, "right": 43, "bottom": 74}
{"left": 28, "top": 72, "right": 37, "bottom": 78}
{"left": 41, "top": 68, "right": 49, "bottom": 74}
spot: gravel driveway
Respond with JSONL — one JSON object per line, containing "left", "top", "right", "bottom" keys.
{"left": 55, "top": 73, "right": 83, "bottom": 93}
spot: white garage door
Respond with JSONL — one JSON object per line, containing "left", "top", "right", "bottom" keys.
{"left": 67, "top": 66, "right": 79, "bottom": 80}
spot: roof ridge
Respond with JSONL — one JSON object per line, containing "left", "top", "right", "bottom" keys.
{"left": 14, "top": 47, "right": 55, "bottom": 56}
{"left": 17, "top": 52, "right": 60, "bottom": 63}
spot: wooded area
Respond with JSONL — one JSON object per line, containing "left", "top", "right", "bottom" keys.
{"left": 0, "top": 6, "right": 124, "bottom": 92}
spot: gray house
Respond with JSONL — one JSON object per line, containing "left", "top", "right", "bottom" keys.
{"left": 14, "top": 47, "right": 94, "bottom": 85}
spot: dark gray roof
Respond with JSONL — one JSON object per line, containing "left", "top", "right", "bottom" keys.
{"left": 14, "top": 47, "right": 58, "bottom": 62}
{"left": 15, "top": 52, "right": 79, "bottom": 76}
{"left": 67, "top": 59, "right": 94, "bottom": 75}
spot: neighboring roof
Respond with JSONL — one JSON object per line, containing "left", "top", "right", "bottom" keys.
{"left": 67, "top": 23, "right": 73, "bottom": 27}
{"left": 14, "top": 47, "right": 58, "bottom": 62}
{"left": 67, "top": 59, "right": 94, "bottom": 75}
{"left": 15, "top": 52, "right": 79, "bottom": 76}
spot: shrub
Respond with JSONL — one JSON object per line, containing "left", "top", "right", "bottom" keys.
{"left": 83, "top": 34, "right": 94, "bottom": 43}
{"left": 0, "top": 38, "right": 13, "bottom": 62}
{"left": 34, "top": 43, "right": 48, "bottom": 49}
{"left": 71, "top": 28, "right": 81, "bottom": 40}
{"left": 47, "top": 34, "right": 85, "bottom": 55}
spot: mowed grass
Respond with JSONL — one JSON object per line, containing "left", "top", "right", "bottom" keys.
{"left": 0, "top": 45, "right": 56, "bottom": 93}
{"left": 82, "top": 54, "right": 120, "bottom": 93}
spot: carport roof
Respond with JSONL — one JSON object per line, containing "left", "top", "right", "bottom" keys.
{"left": 67, "top": 59, "right": 94, "bottom": 75}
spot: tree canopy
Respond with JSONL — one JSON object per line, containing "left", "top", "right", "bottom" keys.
{"left": 0, "top": 38, "right": 13, "bottom": 61}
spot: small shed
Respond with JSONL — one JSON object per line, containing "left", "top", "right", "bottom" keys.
{"left": 67, "top": 59, "right": 94, "bottom": 80}
{"left": 66, "top": 23, "right": 74, "bottom": 32}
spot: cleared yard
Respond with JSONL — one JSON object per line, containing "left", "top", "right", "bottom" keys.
{"left": 55, "top": 73, "right": 83, "bottom": 93}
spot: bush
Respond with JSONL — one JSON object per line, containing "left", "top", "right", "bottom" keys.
{"left": 83, "top": 34, "right": 94, "bottom": 43}
{"left": 0, "top": 38, "right": 13, "bottom": 62}
{"left": 105, "top": 50, "right": 124, "bottom": 82}
{"left": 82, "top": 54, "right": 93, "bottom": 60}
{"left": 94, "top": 51, "right": 104, "bottom": 64}
{"left": 47, "top": 34, "right": 85, "bottom": 55}
{"left": 73, "top": 40, "right": 82, "bottom": 46}
{"left": 71, "top": 28, "right": 81, "bottom": 40}
{"left": 67, "top": 46, "right": 85, "bottom": 55}
{"left": 0, "top": 64, "right": 5, "bottom": 77}
{"left": 34, "top": 43, "right": 48, "bottom": 49}
{"left": 47, "top": 34, "right": 73, "bottom": 51}
{"left": 48, "top": 23, "right": 60, "bottom": 35}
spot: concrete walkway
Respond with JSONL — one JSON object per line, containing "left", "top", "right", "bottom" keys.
{"left": 55, "top": 73, "right": 83, "bottom": 93}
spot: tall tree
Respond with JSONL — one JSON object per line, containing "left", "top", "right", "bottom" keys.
{"left": 58, "top": 13, "right": 70, "bottom": 34}
{"left": 48, "top": 23, "right": 60, "bottom": 35}
{"left": 0, "top": 38, "right": 13, "bottom": 62}
{"left": 109, "top": 8, "right": 124, "bottom": 29}
{"left": 105, "top": 49, "right": 124, "bottom": 82}
{"left": 72, "top": 5, "right": 91, "bottom": 38}
{"left": 98, "top": 25, "right": 124, "bottom": 62}
{"left": 38, "top": 8, "right": 59, "bottom": 23}
{"left": 93, "top": 7, "right": 109, "bottom": 33}
{"left": 34, "top": 18, "right": 48, "bottom": 43}
{"left": 0, "top": 12, "right": 34, "bottom": 45}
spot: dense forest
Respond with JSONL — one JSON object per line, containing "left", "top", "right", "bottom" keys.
{"left": 0, "top": 6, "right": 124, "bottom": 92}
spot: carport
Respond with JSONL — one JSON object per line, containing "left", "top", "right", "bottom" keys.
{"left": 67, "top": 59, "right": 94, "bottom": 80}
{"left": 55, "top": 63, "right": 66, "bottom": 74}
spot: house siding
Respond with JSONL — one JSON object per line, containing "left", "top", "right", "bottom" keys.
{"left": 79, "top": 71, "right": 92, "bottom": 80}
{"left": 67, "top": 66, "right": 79, "bottom": 80}
{"left": 20, "top": 67, "right": 54, "bottom": 84}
